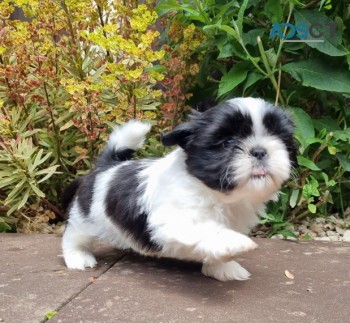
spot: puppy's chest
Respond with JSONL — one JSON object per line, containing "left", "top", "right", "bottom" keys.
{"left": 222, "top": 201, "right": 260, "bottom": 234}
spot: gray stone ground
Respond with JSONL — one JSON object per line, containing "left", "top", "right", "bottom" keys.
{"left": 1, "top": 234, "right": 350, "bottom": 323}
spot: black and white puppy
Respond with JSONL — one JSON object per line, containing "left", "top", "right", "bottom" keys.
{"left": 62, "top": 97, "right": 296, "bottom": 281}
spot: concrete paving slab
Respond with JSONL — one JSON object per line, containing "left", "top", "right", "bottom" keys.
{"left": 0, "top": 234, "right": 123, "bottom": 323}
{"left": 51, "top": 239, "right": 350, "bottom": 323}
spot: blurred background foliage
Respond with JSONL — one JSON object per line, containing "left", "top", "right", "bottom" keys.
{"left": 0, "top": 0, "right": 349, "bottom": 235}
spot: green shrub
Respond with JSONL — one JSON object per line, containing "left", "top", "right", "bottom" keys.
{"left": 0, "top": 0, "right": 201, "bottom": 231}
{"left": 157, "top": 0, "right": 350, "bottom": 235}
{"left": 1, "top": 0, "right": 349, "bottom": 235}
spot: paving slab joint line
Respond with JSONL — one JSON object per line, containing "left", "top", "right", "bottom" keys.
{"left": 40, "top": 255, "right": 126, "bottom": 322}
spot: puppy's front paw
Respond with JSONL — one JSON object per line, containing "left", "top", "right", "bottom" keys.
{"left": 64, "top": 251, "right": 97, "bottom": 270}
{"left": 220, "top": 234, "right": 258, "bottom": 263}
{"left": 199, "top": 231, "right": 257, "bottom": 263}
{"left": 226, "top": 233, "right": 258, "bottom": 255}
{"left": 228, "top": 234, "right": 258, "bottom": 255}
{"left": 202, "top": 261, "right": 251, "bottom": 281}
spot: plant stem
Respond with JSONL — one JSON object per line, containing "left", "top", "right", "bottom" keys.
{"left": 40, "top": 197, "right": 65, "bottom": 220}
{"left": 257, "top": 36, "right": 285, "bottom": 105}
{"left": 194, "top": 0, "right": 210, "bottom": 24}
{"left": 272, "top": 3, "right": 294, "bottom": 72}
{"left": 0, "top": 206, "right": 10, "bottom": 213}
{"left": 95, "top": 2, "right": 112, "bottom": 60}
{"left": 275, "top": 63, "right": 282, "bottom": 106}
{"left": 60, "top": 0, "right": 84, "bottom": 80}
{"left": 293, "top": 191, "right": 329, "bottom": 222}
{"left": 231, "top": 20, "right": 267, "bottom": 76}
{"left": 43, "top": 81, "right": 69, "bottom": 173}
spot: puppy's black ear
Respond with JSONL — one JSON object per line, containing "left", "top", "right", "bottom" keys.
{"left": 162, "top": 122, "right": 193, "bottom": 148}
{"left": 189, "top": 109, "right": 202, "bottom": 118}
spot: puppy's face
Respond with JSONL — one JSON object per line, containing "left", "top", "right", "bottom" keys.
{"left": 162, "top": 98, "right": 296, "bottom": 194}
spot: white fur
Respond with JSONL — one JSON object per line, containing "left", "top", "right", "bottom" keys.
{"left": 202, "top": 260, "right": 251, "bottom": 281}
{"left": 107, "top": 120, "right": 151, "bottom": 151}
{"left": 138, "top": 149, "right": 261, "bottom": 264}
{"left": 63, "top": 98, "right": 293, "bottom": 281}
{"left": 61, "top": 203, "right": 97, "bottom": 270}
{"left": 63, "top": 149, "right": 260, "bottom": 278}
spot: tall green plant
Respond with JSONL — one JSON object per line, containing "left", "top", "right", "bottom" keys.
{"left": 157, "top": 0, "right": 350, "bottom": 233}
{"left": 0, "top": 0, "right": 166, "bottom": 231}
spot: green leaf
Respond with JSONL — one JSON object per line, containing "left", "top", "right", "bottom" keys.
{"left": 145, "top": 65, "right": 166, "bottom": 73}
{"left": 301, "top": 233, "right": 313, "bottom": 240}
{"left": 297, "top": 156, "right": 321, "bottom": 171}
{"left": 0, "top": 222, "right": 12, "bottom": 232}
{"left": 327, "top": 145, "right": 337, "bottom": 155}
{"left": 217, "top": 62, "right": 248, "bottom": 97}
{"left": 0, "top": 176, "right": 19, "bottom": 188}
{"left": 336, "top": 154, "right": 350, "bottom": 171}
{"left": 7, "top": 179, "right": 27, "bottom": 200}
{"left": 259, "top": 213, "right": 275, "bottom": 224}
{"left": 156, "top": 0, "right": 188, "bottom": 13}
{"left": 219, "top": 25, "right": 239, "bottom": 40}
{"left": 309, "top": 178, "right": 320, "bottom": 196}
{"left": 156, "top": 1, "right": 207, "bottom": 22}
{"left": 140, "top": 102, "right": 161, "bottom": 111}
{"left": 16, "top": 188, "right": 31, "bottom": 210}
{"left": 322, "top": 171, "right": 336, "bottom": 188}
{"left": 265, "top": 48, "right": 277, "bottom": 68}
{"left": 217, "top": 41, "right": 234, "bottom": 59}
{"left": 36, "top": 165, "right": 60, "bottom": 183}
{"left": 31, "top": 150, "right": 52, "bottom": 172}
{"left": 91, "top": 64, "right": 106, "bottom": 82}
{"left": 242, "top": 72, "right": 264, "bottom": 95}
{"left": 289, "top": 0, "right": 307, "bottom": 7}
{"left": 321, "top": 172, "right": 329, "bottom": 184}
{"left": 282, "top": 60, "right": 350, "bottom": 93}
{"left": 294, "top": 9, "right": 349, "bottom": 57}
{"left": 29, "top": 182, "right": 45, "bottom": 198}
{"left": 289, "top": 189, "right": 300, "bottom": 208}
{"left": 276, "top": 230, "right": 298, "bottom": 239}
{"left": 319, "top": 0, "right": 332, "bottom": 10}
{"left": 308, "top": 203, "right": 317, "bottom": 214}
{"left": 45, "top": 311, "right": 58, "bottom": 319}
{"left": 328, "top": 180, "right": 336, "bottom": 187}
{"left": 242, "top": 28, "right": 265, "bottom": 46}
{"left": 203, "top": 24, "right": 239, "bottom": 42}
{"left": 264, "top": 0, "right": 283, "bottom": 23}
{"left": 236, "top": 0, "right": 249, "bottom": 35}
{"left": 291, "top": 108, "right": 314, "bottom": 153}
{"left": 60, "top": 120, "right": 74, "bottom": 132}
{"left": 333, "top": 129, "right": 350, "bottom": 142}
{"left": 313, "top": 117, "right": 340, "bottom": 132}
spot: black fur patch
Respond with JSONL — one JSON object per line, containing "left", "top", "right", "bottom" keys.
{"left": 263, "top": 109, "right": 297, "bottom": 166}
{"left": 105, "top": 162, "right": 160, "bottom": 251}
{"left": 163, "top": 103, "right": 254, "bottom": 191}
{"left": 61, "top": 177, "right": 82, "bottom": 213}
{"left": 64, "top": 147, "right": 138, "bottom": 217}
{"left": 187, "top": 108, "right": 253, "bottom": 190}
{"left": 96, "top": 148, "right": 135, "bottom": 169}
{"left": 162, "top": 100, "right": 297, "bottom": 191}
{"left": 76, "top": 173, "right": 98, "bottom": 216}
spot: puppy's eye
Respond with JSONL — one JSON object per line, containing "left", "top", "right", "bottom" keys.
{"left": 223, "top": 137, "right": 236, "bottom": 147}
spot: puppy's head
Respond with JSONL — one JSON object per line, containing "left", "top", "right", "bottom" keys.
{"left": 162, "top": 97, "right": 297, "bottom": 195}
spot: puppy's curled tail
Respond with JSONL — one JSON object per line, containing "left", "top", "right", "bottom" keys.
{"left": 96, "top": 120, "right": 151, "bottom": 168}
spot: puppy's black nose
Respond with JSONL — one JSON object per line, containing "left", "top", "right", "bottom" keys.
{"left": 250, "top": 147, "right": 267, "bottom": 160}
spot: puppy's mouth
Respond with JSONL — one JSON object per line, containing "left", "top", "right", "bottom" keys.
{"left": 251, "top": 167, "right": 268, "bottom": 179}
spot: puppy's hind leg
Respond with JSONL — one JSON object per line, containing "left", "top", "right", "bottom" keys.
{"left": 62, "top": 223, "right": 97, "bottom": 270}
